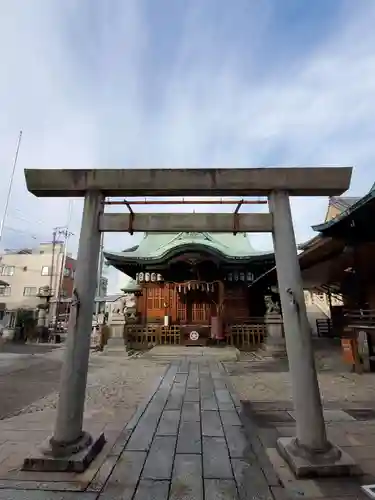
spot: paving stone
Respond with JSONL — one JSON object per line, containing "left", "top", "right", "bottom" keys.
{"left": 232, "top": 458, "right": 273, "bottom": 500}
{"left": 126, "top": 408, "right": 162, "bottom": 451}
{"left": 142, "top": 436, "right": 176, "bottom": 480}
{"left": 185, "top": 388, "right": 200, "bottom": 402}
{"left": 157, "top": 410, "right": 180, "bottom": 436}
{"left": 174, "top": 373, "right": 188, "bottom": 384}
{"left": 0, "top": 480, "right": 84, "bottom": 492}
{"left": 203, "top": 437, "right": 233, "bottom": 479}
{"left": 125, "top": 379, "right": 166, "bottom": 432}
{"left": 165, "top": 395, "right": 184, "bottom": 410}
{"left": 270, "top": 486, "right": 291, "bottom": 500}
{"left": 204, "top": 479, "right": 239, "bottom": 500}
{"left": 215, "top": 389, "right": 232, "bottom": 403}
{"left": 187, "top": 374, "right": 199, "bottom": 389}
{"left": 100, "top": 451, "right": 147, "bottom": 499}
{"left": 87, "top": 454, "right": 118, "bottom": 491}
{"left": 201, "top": 397, "right": 218, "bottom": 411}
{"left": 200, "top": 382, "right": 215, "bottom": 398}
{"left": 202, "top": 411, "right": 224, "bottom": 437}
{"left": 221, "top": 411, "right": 242, "bottom": 427}
{"left": 218, "top": 401, "right": 235, "bottom": 411}
{"left": 177, "top": 421, "right": 202, "bottom": 454}
{"left": 214, "top": 379, "right": 227, "bottom": 389}
{"left": 224, "top": 425, "right": 252, "bottom": 459}
{"left": 133, "top": 479, "right": 170, "bottom": 500}
{"left": 181, "top": 402, "right": 200, "bottom": 422}
{"left": 0, "top": 493, "right": 98, "bottom": 499}
{"left": 170, "top": 454, "right": 203, "bottom": 500}
{"left": 165, "top": 386, "right": 185, "bottom": 410}
{"left": 178, "top": 362, "right": 189, "bottom": 373}
{"left": 109, "top": 428, "right": 132, "bottom": 455}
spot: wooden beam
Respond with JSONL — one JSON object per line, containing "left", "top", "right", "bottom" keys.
{"left": 24, "top": 167, "right": 352, "bottom": 197}
{"left": 99, "top": 213, "right": 273, "bottom": 233}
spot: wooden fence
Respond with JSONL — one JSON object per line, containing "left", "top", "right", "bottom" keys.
{"left": 124, "top": 321, "right": 270, "bottom": 350}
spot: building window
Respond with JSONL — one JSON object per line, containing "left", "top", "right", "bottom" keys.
{"left": 1, "top": 266, "right": 15, "bottom": 276}
{"left": 63, "top": 267, "right": 71, "bottom": 277}
{"left": 41, "top": 266, "right": 51, "bottom": 276}
{"left": 0, "top": 286, "right": 11, "bottom": 296}
{"left": 23, "top": 287, "right": 37, "bottom": 296}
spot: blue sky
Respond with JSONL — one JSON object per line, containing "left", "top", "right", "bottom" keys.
{"left": 0, "top": 0, "right": 374, "bottom": 292}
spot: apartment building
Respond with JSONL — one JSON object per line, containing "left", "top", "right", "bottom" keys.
{"left": 0, "top": 242, "right": 76, "bottom": 322}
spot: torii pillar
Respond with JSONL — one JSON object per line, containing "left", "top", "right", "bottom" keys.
{"left": 21, "top": 167, "right": 356, "bottom": 477}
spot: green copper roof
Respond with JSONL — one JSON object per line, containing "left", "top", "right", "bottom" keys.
{"left": 104, "top": 231, "right": 273, "bottom": 264}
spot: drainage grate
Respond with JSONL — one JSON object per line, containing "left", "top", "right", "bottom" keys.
{"left": 361, "top": 485, "right": 375, "bottom": 499}
{"left": 345, "top": 409, "right": 375, "bottom": 421}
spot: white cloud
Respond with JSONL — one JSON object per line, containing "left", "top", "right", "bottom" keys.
{"left": 1, "top": 1, "right": 374, "bottom": 292}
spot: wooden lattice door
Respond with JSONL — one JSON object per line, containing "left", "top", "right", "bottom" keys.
{"left": 192, "top": 302, "right": 210, "bottom": 324}
{"left": 177, "top": 294, "right": 187, "bottom": 323}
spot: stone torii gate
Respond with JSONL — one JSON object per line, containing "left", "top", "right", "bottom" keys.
{"left": 23, "top": 167, "right": 355, "bottom": 477}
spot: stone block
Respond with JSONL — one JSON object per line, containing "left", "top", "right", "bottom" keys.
{"left": 218, "top": 401, "right": 235, "bottom": 411}
{"left": 142, "top": 436, "right": 176, "bottom": 480}
{"left": 22, "top": 433, "right": 105, "bottom": 473}
{"left": 177, "top": 421, "right": 201, "bottom": 454}
{"left": 185, "top": 389, "right": 200, "bottom": 402}
{"left": 201, "top": 397, "right": 218, "bottom": 411}
{"left": 170, "top": 454, "right": 203, "bottom": 500}
{"left": 215, "top": 389, "right": 232, "bottom": 404}
{"left": 232, "top": 458, "right": 273, "bottom": 500}
{"left": 0, "top": 492, "right": 97, "bottom": 499}
{"left": 100, "top": 451, "right": 147, "bottom": 499}
{"left": 220, "top": 411, "right": 242, "bottom": 427}
{"left": 277, "top": 437, "right": 358, "bottom": 478}
{"left": 126, "top": 409, "right": 161, "bottom": 451}
{"left": 223, "top": 425, "right": 250, "bottom": 459}
{"left": 133, "top": 480, "right": 170, "bottom": 500}
{"left": 181, "top": 402, "right": 200, "bottom": 422}
{"left": 204, "top": 479, "right": 239, "bottom": 500}
{"left": 203, "top": 437, "right": 232, "bottom": 479}
{"left": 157, "top": 410, "right": 180, "bottom": 436}
{"left": 202, "top": 411, "right": 224, "bottom": 437}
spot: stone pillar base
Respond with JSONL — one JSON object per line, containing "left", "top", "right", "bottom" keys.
{"left": 105, "top": 336, "right": 129, "bottom": 356}
{"left": 277, "top": 436, "right": 358, "bottom": 478}
{"left": 264, "top": 313, "right": 287, "bottom": 358}
{"left": 22, "top": 432, "right": 106, "bottom": 473}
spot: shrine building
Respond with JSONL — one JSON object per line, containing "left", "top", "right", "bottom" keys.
{"left": 104, "top": 231, "right": 275, "bottom": 348}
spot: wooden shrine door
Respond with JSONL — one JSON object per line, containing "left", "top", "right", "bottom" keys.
{"left": 191, "top": 302, "right": 211, "bottom": 324}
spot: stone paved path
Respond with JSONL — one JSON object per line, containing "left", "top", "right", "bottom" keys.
{"left": 93, "top": 357, "right": 275, "bottom": 500}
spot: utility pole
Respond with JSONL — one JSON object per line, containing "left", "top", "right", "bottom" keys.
{"left": 0, "top": 131, "right": 23, "bottom": 250}
{"left": 50, "top": 226, "right": 68, "bottom": 325}
{"left": 53, "top": 201, "right": 74, "bottom": 331}
{"left": 54, "top": 227, "right": 73, "bottom": 332}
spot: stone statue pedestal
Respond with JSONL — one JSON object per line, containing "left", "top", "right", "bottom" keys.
{"left": 105, "top": 336, "right": 128, "bottom": 356}
{"left": 264, "top": 313, "right": 286, "bottom": 358}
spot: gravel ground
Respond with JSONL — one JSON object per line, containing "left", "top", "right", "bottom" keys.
{"left": 16, "top": 352, "right": 169, "bottom": 425}
{"left": 227, "top": 348, "right": 375, "bottom": 404}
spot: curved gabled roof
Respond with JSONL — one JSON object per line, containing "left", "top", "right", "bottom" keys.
{"left": 312, "top": 183, "right": 375, "bottom": 234}
{"left": 104, "top": 231, "right": 273, "bottom": 266}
